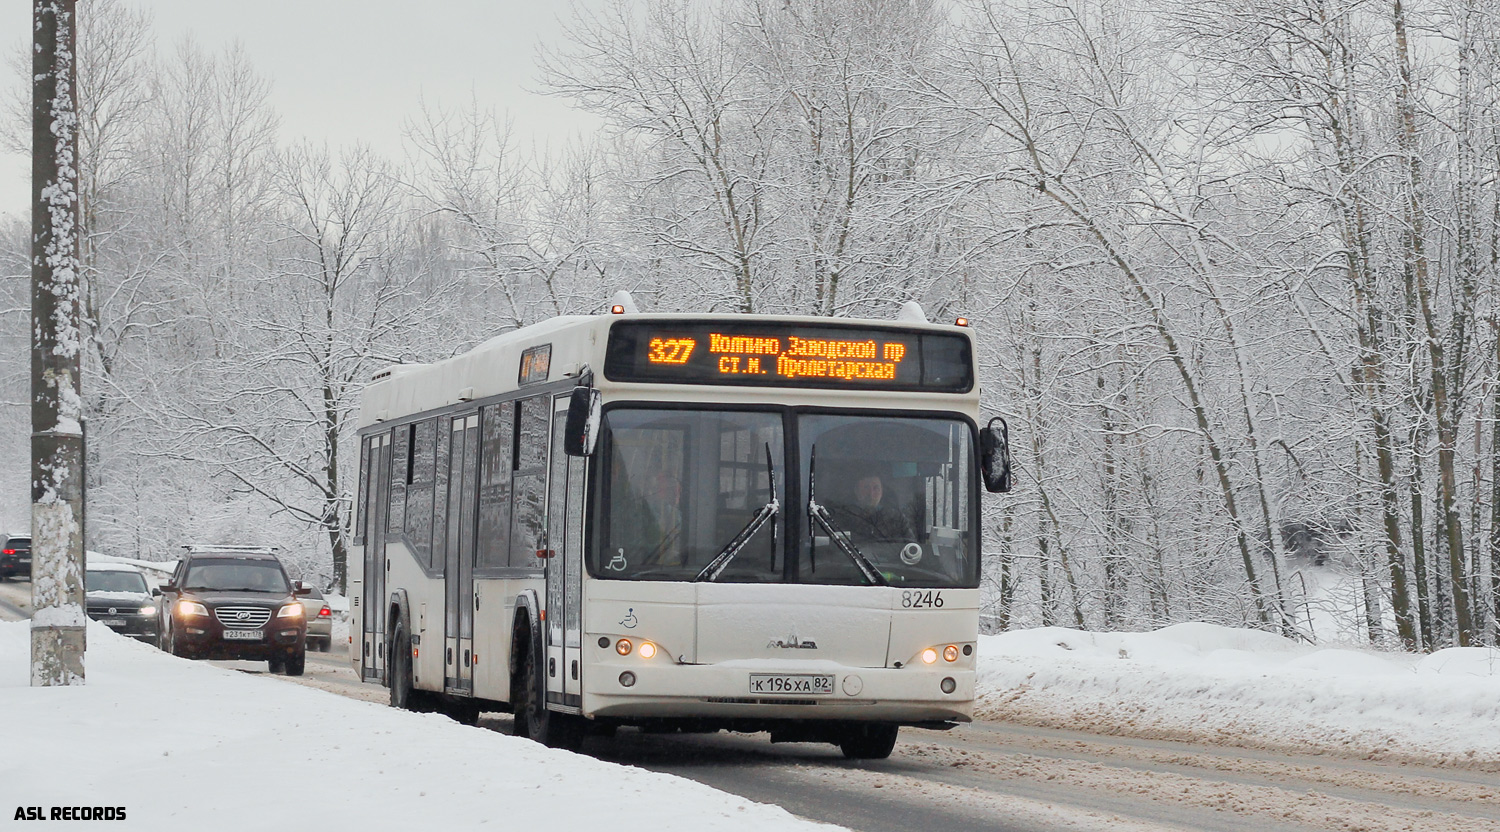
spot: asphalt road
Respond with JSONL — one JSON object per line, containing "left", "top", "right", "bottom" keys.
{"left": 10, "top": 590, "right": 1495, "bottom": 832}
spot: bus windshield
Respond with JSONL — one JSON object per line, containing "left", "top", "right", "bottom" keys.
{"left": 800, "top": 414, "right": 976, "bottom": 588}
{"left": 592, "top": 408, "right": 977, "bottom": 588}
{"left": 598, "top": 409, "right": 785, "bottom": 582}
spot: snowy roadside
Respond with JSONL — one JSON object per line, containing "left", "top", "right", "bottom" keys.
{"left": 974, "top": 622, "right": 1500, "bottom": 769}
{"left": 0, "top": 621, "right": 837, "bottom": 831}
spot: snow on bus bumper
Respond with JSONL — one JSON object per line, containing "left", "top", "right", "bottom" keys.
{"left": 583, "top": 659, "right": 974, "bottom": 723}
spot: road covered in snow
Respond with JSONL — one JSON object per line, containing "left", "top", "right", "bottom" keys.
{"left": 5, "top": 611, "right": 1500, "bottom": 831}
{"left": 289, "top": 622, "right": 1500, "bottom": 832}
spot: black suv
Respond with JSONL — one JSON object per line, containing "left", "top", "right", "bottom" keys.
{"left": 157, "top": 547, "right": 310, "bottom": 675}
{"left": 1, "top": 536, "right": 31, "bottom": 580}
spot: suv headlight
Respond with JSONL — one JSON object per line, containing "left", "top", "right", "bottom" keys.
{"left": 277, "top": 602, "right": 304, "bottom": 619}
{"left": 139, "top": 605, "right": 156, "bottom": 617}
{"left": 176, "top": 600, "right": 207, "bottom": 617}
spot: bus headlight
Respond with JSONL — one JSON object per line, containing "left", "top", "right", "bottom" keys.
{"left": 920, "top": 647, "right": 938, "bottom": 664}
{"left": 616, "top": 638, "right": 632, "bottom": 656}
{"left": 637, "top": 642, "right": 656, "bottom": 659}
{"left": 943, "top": 645, "right": 959, "bottom": 662}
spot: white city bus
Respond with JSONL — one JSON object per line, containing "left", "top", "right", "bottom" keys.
{"left": 348, "top": 296, "right": 1011, "bottom": 758}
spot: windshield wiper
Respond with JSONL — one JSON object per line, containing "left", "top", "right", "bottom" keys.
{"left": 806, "top": 447, "right": 886, "bottom": 586}
{"left": 696, "top": 444, "right": 779, "bottom": 582}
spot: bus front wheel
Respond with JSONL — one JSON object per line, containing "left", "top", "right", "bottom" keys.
{"left": 838, "top": 723, "right": 899, "bottom": 760}
{"left": 515, "top": 627, "right": 583, "bottom": 750}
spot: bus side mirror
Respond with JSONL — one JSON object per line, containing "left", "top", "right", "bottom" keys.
{"left": 980, "top": 417, "right": 1012, "bottom": 494}
{"left": 564, "top": 386, "right": 602, "bottom": 457}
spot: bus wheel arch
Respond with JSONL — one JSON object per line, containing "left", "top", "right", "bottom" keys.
{"left": 510, "top": 593, "right": 582, "bottom": 750}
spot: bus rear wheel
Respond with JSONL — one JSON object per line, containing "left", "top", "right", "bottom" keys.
{"left": 390, "top": 624, "right": 440, "bottom": 714}
{"left": 838, "top": 723, "right": 899, "bottom": 760}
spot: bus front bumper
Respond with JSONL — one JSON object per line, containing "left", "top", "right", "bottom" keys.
{"left": 583, "top": 660, "right": 975, "bottom": 724}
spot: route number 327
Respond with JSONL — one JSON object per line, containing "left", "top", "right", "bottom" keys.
{"left": 902, "top": 590, "right": 944, "bottom": 608}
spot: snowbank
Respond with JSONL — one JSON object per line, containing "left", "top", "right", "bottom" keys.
{"left": 0, "top": 621, "right": 834, "bottom": 831}
{"left": 975, "top": 623, "right": 1500, "bottom": 767}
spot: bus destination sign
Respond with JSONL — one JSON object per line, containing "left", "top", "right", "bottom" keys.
{"left": 605, "top": 321, "right": 972, "bottom": 392}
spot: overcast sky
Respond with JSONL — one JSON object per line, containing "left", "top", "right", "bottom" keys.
{"left": 0, "top": 0, "right": 603, "bottom": 219}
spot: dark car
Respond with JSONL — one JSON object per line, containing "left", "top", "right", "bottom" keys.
{"left": 85, "top": 563, "right": 160, "bottom": 643}
{"left": 1, "top": 535, "right": 31, "bottom": 580}
{"left": 157, "top": 547, "right": 311, "bottom": 675}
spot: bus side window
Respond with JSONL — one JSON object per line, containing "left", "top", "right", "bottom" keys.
{"left": 432, "top": 416, "right": 451, "bottom": 573}
{"left": 477, "top": 402, "right": 514, "bottom": 570}
{"left": 405, "top": 419, "right": 437, "bottom": 568}
{"left": 509, "top": 396, "right": 551, "bottom": 568}
{"left": 353, "top": 435, "right": 372, "bottom": 545}
{"left": 388, "top": 425, "right": 409, "bottom": 534}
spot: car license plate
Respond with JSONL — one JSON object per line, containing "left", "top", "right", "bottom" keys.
{"left": 748, "top": 674, "right": 835, "bottom": 695}
{"left": 222, "top": 629, "right": 263, "bottom": 641}
{"left": 99, "top": 619, "right": 125, "bottom": 627}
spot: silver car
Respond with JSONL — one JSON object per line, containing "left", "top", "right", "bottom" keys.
{"left": 302, "top": 586, "right": 333, "bottom": 651}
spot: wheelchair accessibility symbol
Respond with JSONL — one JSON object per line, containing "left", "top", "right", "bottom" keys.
{"left": 620, "top": 608, "right": 638, "bottom": 629}
{"left": 607, "top": 548, "right": 628, "bottom": 572}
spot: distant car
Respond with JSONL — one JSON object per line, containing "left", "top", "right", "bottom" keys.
{"left": 84, "top": 563, "right": 159, "bottom": 643}
{"left": 156, "top": 546, "right": 311, "bottom": 675}
{"left": 302, "top": 586, "right": 333, "bottom": 652}
{"left": 0, "top": 535, "right": 31, "bottom": 580}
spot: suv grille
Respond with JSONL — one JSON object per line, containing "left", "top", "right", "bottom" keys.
{"left": 88, "top": 605, "right": 149, "bottom": 616}
{"left": 215, "top": 606, "right": 271, "bottom": 628}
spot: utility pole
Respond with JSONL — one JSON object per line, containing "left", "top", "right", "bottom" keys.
{"left": 31, "top": 0, "right": 86, "bottom": 686}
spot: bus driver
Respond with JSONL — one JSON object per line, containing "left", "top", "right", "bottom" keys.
{"left": 838, "top": 471, "right": 915, "bottom": 544}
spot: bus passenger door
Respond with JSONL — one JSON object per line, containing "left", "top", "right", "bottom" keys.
{"left": 361, "top": 432, "right": 389, "bottom": 683}
{"left": 446, "top": 413, "right": 479, "bottom": 694}
{"left": 563, "top": 452, "right": 586, "bottom": 704}
{"left": 548, "top": 402, "right": 585, "bottom": 708}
